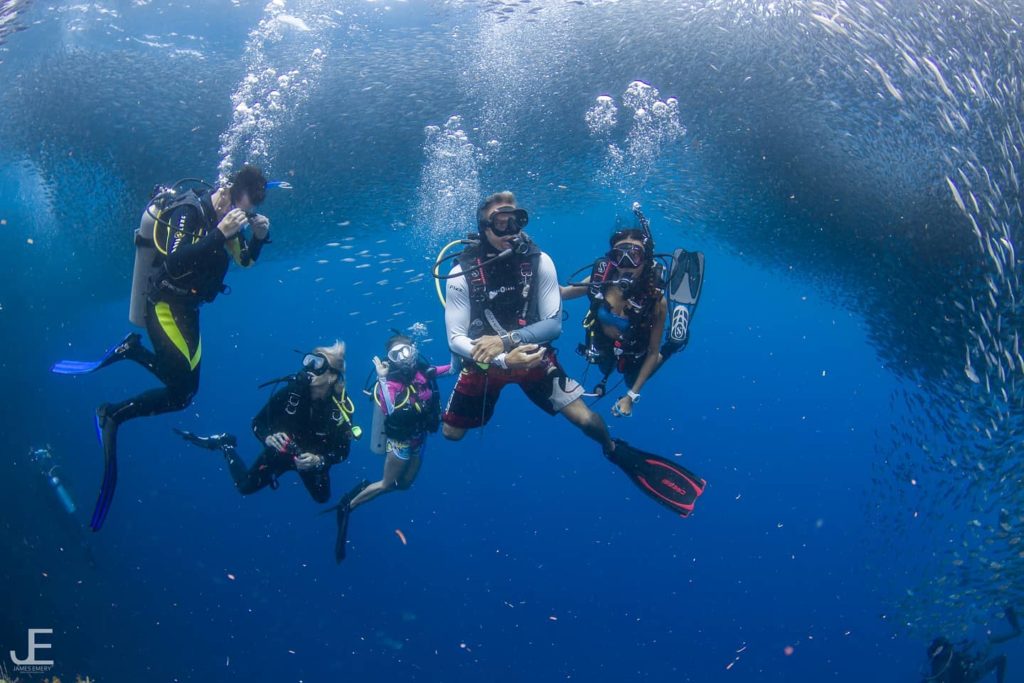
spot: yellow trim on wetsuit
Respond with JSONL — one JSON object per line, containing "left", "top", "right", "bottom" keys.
{"left": 226, "top": 236, "right": 242, "bottom": 265}
{"left": 225, "top": 236, "right": 255, "bottom": 268}
{"left": 154, "top": 301, "right": 202, "bottom": 370}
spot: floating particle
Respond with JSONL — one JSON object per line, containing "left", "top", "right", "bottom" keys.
{"left": 227, "top": 573, "right": 236, "bottom": 581}
{"left": 725, "top": 661, "right": 735, "bottom": 670}
{"left": 395, "top": 529, "right": 407, "bottom": 545}
{"left": 0, "top": 219, "right": 7, "bottom": 225}
{"left": 548, "top": 615, "right": 558, "bottom": 621}
{"left": 317, "top": 259, "right": 329, "bottom": 265}
{"left": 26, "top": 238, "right": 34, "bottom": 244}
{"left": 289, "top": 266, "right": 301, "bottom": 272}
{"left": 784, "top": 646, "right": 794, "bottom": 656}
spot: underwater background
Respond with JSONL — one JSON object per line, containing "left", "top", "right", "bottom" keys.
{"left": 2, "top": 0, "right": 1024, "bottom": 680}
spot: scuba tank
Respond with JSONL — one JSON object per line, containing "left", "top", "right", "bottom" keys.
{"left": 128, "top": 179, "right": 215, "bottom": 326}
{"left": 129, "top": 202, "right": 159, "bottom": 327}
{"left": 30, "top": 447, "right": 76, "bottom": 515}
{"left": 369, "top": 396, "right": 387, "bottom": 455}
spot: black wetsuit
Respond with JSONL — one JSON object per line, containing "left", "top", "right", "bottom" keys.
{"left": 105, "top": 192, "right": 268, "bottom": 428}
{"left": 222, "top": 381, "right": 353, "bottom": 503}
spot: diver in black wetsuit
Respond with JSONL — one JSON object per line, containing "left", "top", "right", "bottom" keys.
{"left": 923, "top": 607, "right": 1021, "bottom": 683}
{"left": 52, "top": 165, "right": 272, "bottom": 531}
{"left": 176, "top": 342, "right": 359, "bottom": 504}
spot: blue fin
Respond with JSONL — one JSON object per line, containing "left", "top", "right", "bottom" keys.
{"left": 51, "top": 333, "right": 140, "bottom": 376}
{"left": 90, "top": 408, "right": 118, "bottom": 532}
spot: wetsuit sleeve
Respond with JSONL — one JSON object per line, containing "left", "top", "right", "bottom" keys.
{"left": 514, "top": 252, "right": 562, "bottom": 344}
{"left": 251, "top": 389, "right": 287, "bottom": 442}
{"left": 232, "top": 233, "right": 269, "bottom": 268}
{"left": 163, "top": 206, "right": 227, "bottom": 276}
{"left": 248, "top": 233, "right": 269, "bottom": 262}
{"left": 445, "top": 263, "right": 476, "bottom": 359}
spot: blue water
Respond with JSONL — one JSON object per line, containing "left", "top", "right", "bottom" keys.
{"left": 3, "top": 1, "right": 1023, "bottom": 681}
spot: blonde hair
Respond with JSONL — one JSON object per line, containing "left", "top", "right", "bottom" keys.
{"left": 312, "top": 341, "right": 346, "bottom": 393}
{"left": 477, "top": 191, "right": 517, "bottom": 227}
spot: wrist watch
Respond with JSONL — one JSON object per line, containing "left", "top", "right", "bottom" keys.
{"left": 499, "top": 333, "right": 512, "bottom": 353}
{"left": 626, "top": 390, "right": 641, "bottom": 402}
{"left": 509, "top": 330, "right": 524, "bottom": 346}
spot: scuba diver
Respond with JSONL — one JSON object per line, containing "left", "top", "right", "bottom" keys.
{"left": 923, "top": 607, "right": 1021, "bottom": 683}
{"left": 432, "top": 191, "right": 705, "bottom": 517}
{"left": 328, "top": 333, "right": 452, "bottom": 563}
{"left": 560, "top": 203, "right": 705, "bottom": 417}
{"left": 27, "top": 446, "right": 95, "bottom": 565}
{"left": 29, "top": 446, "right": 78, "bottom": 516}
{"left": 175, "top": 342, "right": 359, "bottom": 504}
{"left": 51, "top": 166, "right": 274, "bottom": 531}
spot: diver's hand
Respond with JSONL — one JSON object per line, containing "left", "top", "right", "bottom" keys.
{"left": 217, "top": 208, "right": 248, "bottom": 238}
{"left": 372, "top": 355, "right": 389, "bottom": 378}
{"left": 294, "top": 452, "right": 323, "bottom": 471}
{"left": 504, "top": 344, "right": 544, "bottom": 369}
{"left": 250, "top": 213, "right": 270, "bottom": 240}
{"left": 471, "top": 335, "right": 505, "bottom": 363}
{"left": 611, "top": 395, "right": 633, "bottom": 418}
{"left": 265, "top": 432, "right": 291, "bottom": 453}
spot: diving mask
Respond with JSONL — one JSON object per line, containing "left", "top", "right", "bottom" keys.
{"left": 387, "top": 343, "right": 418, "bottom": 372}
{"left": 302, "top": 353, "right": 334, "bottom": 376}
{"left": 610, "top": 243, "right": 645, "bottom": 269}
{"left": 485, "top": 206, "right": 529, "bottom": 236}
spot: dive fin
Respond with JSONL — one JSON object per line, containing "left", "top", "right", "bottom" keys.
{"left": 662, "top": 249, "right": 704, "bottom": 358}
{"left": 331, "top": 480, "right": 370, "bottom": 563}
{"left": 335, "top": 504, "right": 351, "bottom": 564}
{"left": 667, "top": 249, "right": 705, "bottom": 307}
{"left": 174, "top": 428, "right": 237, "bottom": 451}
{"left": 51, "top": 333, "right": 141, "bottom": 375}
{"left": 608, "top": 439, "right": 705, "bottom": 517}
{"left": 90, "top": 406, "right": 119, "bottom": 532}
